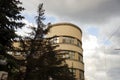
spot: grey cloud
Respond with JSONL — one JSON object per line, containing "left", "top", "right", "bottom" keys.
{"left": 106, "top": 53, "right": 120, "bottom": 80}
{"left": 21, "top": 0, "right": 120, "bottom": 24}
{"left": 107, "top": 67, "right": 120, "bottom": 80}
{"left": 84, "top": 35, "right": 120, "bottom": 80}
{"left": 105, "top": 47, "right": 120, "bottom": 55}
{"left": 43, "top": 0, "right": 120, "bottom": 24}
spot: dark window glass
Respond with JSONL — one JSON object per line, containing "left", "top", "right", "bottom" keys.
{"left": 62, "top": 37, "right": 74, "bottom": 44}
{"left": 78, "top": 54, "right": 83, "bottom": 62}
{"left": 80, "top": 71, "right": 84, "bottom": 80}
{"left": 69, "top": 68, "right": 76, "bottom": 75}
{"left": 77, "top": 40, "right": 81, "bottom": 47}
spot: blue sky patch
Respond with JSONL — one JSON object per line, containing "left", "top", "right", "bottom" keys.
{"left": 44, "top": 15, "right": 57, "bottom": 24}
{"left": 87, "top": 27, "right": 99, "bottom": 36}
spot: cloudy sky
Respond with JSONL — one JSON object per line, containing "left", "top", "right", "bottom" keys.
{"left": 19, "top": 0, "right": 120, "bottom": 80}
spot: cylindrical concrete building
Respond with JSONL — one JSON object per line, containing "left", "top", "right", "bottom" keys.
{"left": 47, "top": 23, "right": 84, "bottom": 80}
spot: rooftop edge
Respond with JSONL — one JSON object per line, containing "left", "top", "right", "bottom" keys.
{"left": 48, "top": 22, "right": 82, "bottom": 34}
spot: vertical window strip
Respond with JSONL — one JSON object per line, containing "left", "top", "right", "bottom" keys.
{"left": 79, "top": 70, "right": 84, "bottom": 80}
{"left": 78, "top": 54, "right": 83, "bottom": 62}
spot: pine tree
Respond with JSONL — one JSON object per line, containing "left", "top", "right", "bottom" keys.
{"left": 19, "top": 3, "right": 75, "bottom": 80}
{"left": 0, "top": 0, "right": 24, "bottom": 79}
{"left": 0, "top": 0, "right": 24, "bottom": 53}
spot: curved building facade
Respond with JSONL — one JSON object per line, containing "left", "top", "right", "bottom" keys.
{"left": 47, "top": 23, "right": 84, "bottom": 80}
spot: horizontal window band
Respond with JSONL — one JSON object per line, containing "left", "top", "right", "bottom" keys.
{"left": 50, "top": 35, "right": 82, "bottom": 45}
{"left": 66, "top": 59, "right": 84, "bottom": 64}
{"left": 57, "top": 49, "right": 83, "bottom": 57}
{"left": 55, "top": 43, "right": 83, "bottom": 51}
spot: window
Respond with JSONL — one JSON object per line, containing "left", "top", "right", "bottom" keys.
{"left": 60, "top": 51, "right": 69, "bottom": 54}
{"left": 63, "top": 54, "right": 69, "bottom": 58}
{"left": 60, "top": 50, "right": 75, "bottom": 59}
{"left": 80, "top": 71, "right": 84, "bottom": 80}
{"left": 69, "top": 51, "right": 75, "bottom": 59}
{"left": 7, "top": 51, "right": 13, "bottom": 55}
{"left": 78, "top": 54, "right": 83, "bottom": 62}
{"left": 62, "top": 37, "right": 74, "bottom": 44}
{"left": 51, "top": 37, "right": 59, "bottom": 44}
{"left": 69, "top": 68, "right": 76, "bottom": 75}
{"left": 70, "top": 38, "right": 74, "bottom": 44}
{"left": 60, "top": 51, "right": 69, "bottom": 58}
{"left": 78, "top": 55, "right": 80, "bottom": 61}
{"left": 15, "top": 52, "right": 21, "bottom": 56}
{"left": 77, "top": 40, "right": 81, "bottom": 47}
{"left": 60, "top": 50, "right": 83, "bottom": 61}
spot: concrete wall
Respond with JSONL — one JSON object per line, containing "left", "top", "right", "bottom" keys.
{"left": 47, "top": 23, "right": 84, "bottom": 80}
